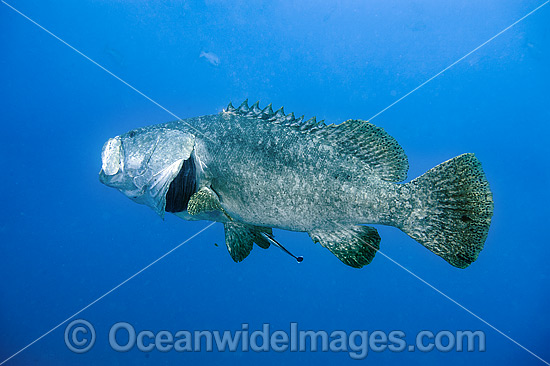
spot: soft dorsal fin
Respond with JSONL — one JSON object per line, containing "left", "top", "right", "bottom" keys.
{"left": 316, "top": 119, "right": 409, "bottom": 182}
{"left": 224, "top": 101, "right": 408, "bottom": 182}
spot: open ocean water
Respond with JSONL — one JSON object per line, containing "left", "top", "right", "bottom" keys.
{"left": 1, "top": 1, "right": 549, "bottom": 365}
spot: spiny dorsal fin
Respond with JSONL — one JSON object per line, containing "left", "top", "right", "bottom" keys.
{"left": 224, "top": 101, "right": 409, "bottom": 182}
{"left": 225, "top": 100, "right": 326, "bottom": 129}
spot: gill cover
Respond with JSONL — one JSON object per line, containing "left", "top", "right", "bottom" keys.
{"left": 132, "top": 129, "right": 195, "bottom": 218}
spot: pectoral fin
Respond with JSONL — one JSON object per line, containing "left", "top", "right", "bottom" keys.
{"left": 224, "top": 222, "right": 273, "bottom": 262}
{"left": 309, "top": 226, "right": 380, "bottom": 268}
{"left": 187, "top": 187, "right": 232, "bottom": 221}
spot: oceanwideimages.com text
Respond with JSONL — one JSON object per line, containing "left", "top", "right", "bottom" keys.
{"left": 65, "top": 320, "right": 485, "bottom": 359}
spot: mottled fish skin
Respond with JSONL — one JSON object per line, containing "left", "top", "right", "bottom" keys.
{"left": 166, "top": 113, "right": 397, "bottom": 231}
{"left": 99, "top": 101, "right": 493, "bottom": 269}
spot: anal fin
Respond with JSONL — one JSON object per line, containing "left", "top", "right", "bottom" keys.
{"left": 309, "top": 225, "right": 381, "bottom": 268}
{"left": 224, "top": 222, "right": 273, "bottom": 262}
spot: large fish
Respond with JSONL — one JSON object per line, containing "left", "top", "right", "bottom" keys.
{"left": 99, "top": 101, "right": 493, "bottom": 268}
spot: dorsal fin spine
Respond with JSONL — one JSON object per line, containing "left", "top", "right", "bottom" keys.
{"left": 261, "top": 104, "right": 274, "bottom": 118}
{"left": 251, "top": 101, "right": 261, "bottom": 115}
{"left": 238, "top": 99, "right": 249, "bottom": 113}
{"left": 226, "top": 102, "right": 236, "bottom": 112}
{"left": 227, "top": 101, "right": 317, "bottom": 128}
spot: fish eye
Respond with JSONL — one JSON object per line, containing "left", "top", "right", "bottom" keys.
{"left": 128, "top": 131, "right": 136, "bottom": 138}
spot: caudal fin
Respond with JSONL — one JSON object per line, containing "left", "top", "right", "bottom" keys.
{"left": 399, "top": 153, "right": 494, "bottom": 268}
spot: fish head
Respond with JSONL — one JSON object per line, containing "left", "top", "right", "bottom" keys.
{"left": 99, "top": 126, "right": 196, "bottom": 217}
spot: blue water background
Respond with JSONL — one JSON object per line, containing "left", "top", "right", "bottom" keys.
{"left": 1, "top": 1, "right": 549, "bottom": 365}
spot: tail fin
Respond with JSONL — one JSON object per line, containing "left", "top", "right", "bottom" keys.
{"left": 399, "top": 153, "right": 493, "bottom": 268}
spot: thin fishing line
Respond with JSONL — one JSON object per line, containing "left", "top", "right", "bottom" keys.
{"left": 1, "top": 0, "right": 215, "bottom": 144}
{"left": 3, "top": 0, "right": 548, "bottom": 364}
{"left": 333, "top": 222, "right": 549, "bottom": 366}
{"left": 0, "top": 3, "right": 221, "bottom": 364}
{"left": 0, "top": 222, "right": 216, "bottom": 365}
{"left": 368, "top": 1, "right": 549, "bottom": 121}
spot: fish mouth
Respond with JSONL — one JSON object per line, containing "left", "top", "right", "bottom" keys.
{"left": 98, "top": 134, "right": 156, "bottom": 192}
{"left": 99, "top": 168, "right": 144, "bottom": 202}
{"left": 99, "top": 136, "right": 125, "bottom": 188}
{"left": 98, "top": 168, "right": 134, "bottom": 191}
{"left": 98, "top": 169, "right": 110, "bottom": 185}
{"left": 100, "top": 136, "right": 123, "bottom": 176}
{"left": 99, "top": 136, "right": 144, "bottom": 199}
